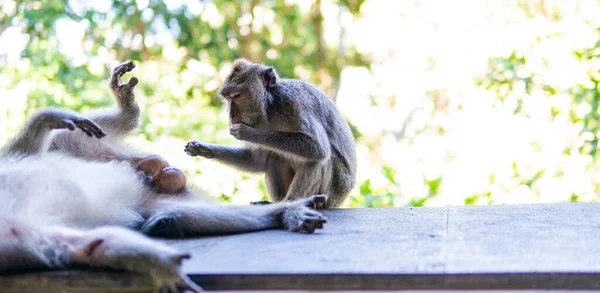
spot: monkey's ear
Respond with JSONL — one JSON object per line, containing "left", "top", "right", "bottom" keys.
{"left": 262, "top": 67, "right": 277, "bottom": 88}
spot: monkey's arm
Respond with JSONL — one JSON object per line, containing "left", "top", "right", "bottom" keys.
{"left": 85, "top": 61, "right": 140, "bottom": 137}
{"left": 230, "top": 124, "right": 331, "bottom": 162}
{"left": 185, "top": 141, "right": 267, "bottom": 172}
{"left": 2, "top": 109, "right": 105, "bottom": 157}
{"left": 141, "top": 195, "right": 328, "bottom": 237}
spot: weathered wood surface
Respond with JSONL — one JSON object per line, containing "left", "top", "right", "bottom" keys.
{"left": 3, "top": 203, "right": 600, "bottom": 292}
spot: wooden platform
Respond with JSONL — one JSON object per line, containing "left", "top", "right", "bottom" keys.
{"left": 3, "top": 203, "right": 600, "bottom": 292}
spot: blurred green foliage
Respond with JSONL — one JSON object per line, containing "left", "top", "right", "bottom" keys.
{"left": 478, "top": 24, "right": 600, "bottom": 203}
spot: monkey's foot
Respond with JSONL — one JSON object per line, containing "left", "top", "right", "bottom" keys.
{"left": 42, "top": 110, "right": 106, "bottom": 138}
{"left": 142, "top": 213, "right": 186, "bottom": 238}
{"left": 250, "top": 200, "right": 272, "bottom": 206}
{"left": 110, "top": 61, "right": 138, "bottom": 106}
{"left": 184, "top": 140, "right": 214, "bottom": 158}
{"left": 282, "top": 195, "right": 328, "bottom": 233}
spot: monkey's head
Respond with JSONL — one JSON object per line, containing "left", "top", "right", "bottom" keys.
{"left": 219, "top": 59, "right": 279, "bottom": 127}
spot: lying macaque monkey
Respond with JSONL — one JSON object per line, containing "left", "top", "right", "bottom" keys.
{"left": 0, "top": 61, "right": 327, "bottom": 293}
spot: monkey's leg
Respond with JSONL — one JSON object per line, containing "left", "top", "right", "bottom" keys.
{"left": 263, "top": 153, "right": 295, "bottom": 203}
{"left": 1, "top": 109, "right": 105, "bottom": 157}
{"left": 185, "top": 141, "right": 267, "bottom": 172}
{"left": 282, "top": 162, "right": 335, "bottom": 208}
{"left": 141, "top": 195, "right": 328, "bottom": 237}
{"left": 86, "top": 61, "right": 140, "bottom": 137}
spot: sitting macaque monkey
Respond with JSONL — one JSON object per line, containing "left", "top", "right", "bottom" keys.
{"left": 185, "top": 59, "right": 357, "bottom": 208}
{"left": 0, "top": 61, "right": 327, "bottom": 293}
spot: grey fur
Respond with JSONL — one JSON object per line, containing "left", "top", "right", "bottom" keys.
{"left": 185, "top": 59, "right": 357, "bottom": 208}
{"left": 0, "top": 61, "right": 327, "bottom": 292}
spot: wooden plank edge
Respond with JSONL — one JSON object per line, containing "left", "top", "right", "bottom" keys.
{"left": 4, "top": 272, "right": 600, "bottom": 292}
{"left": 191, "top": 273, "right": 600, "bottom": 291}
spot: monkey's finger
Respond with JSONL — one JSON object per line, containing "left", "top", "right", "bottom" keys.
{"left": 61, "top": 119, "right": 76, "bottom": 131}
{"left": 127, "top": 77, "right": 139, "bottom": 88}
{"left": 75, "top": 124, "right": 95, "bottom": 137}
{"left": 125, "top": 61, "right": 136, "bottom": 72}
{"left": 75, "top": 120, "right": 107, "bottom": 138}
{"left": 304, "top": 210, "right": 318, "bottom": 216}
{"left": 80, "top": 127, "right": 94, "bottom": 137}
{"left": 111, "top": 62, "right": 134, "bottom": 88}
{"left": 312, "top": 194, "right": 327, "bottom": 203}
{"left": 80, "top": 124, "right": 103, "bottom": 138}
{"left": 315, "top": 221, "right": 324, "bottom": 229}
{"left": 116, "top": 61, "right": 135, "bottom": 77}
{"left": 302, "top": 222, "right": 316, "bottom": 233}
{"left": 184, "top": 148, "right": 197, "bottom": 156}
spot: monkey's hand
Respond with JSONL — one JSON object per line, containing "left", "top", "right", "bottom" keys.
{"left": 43, "top": 110, "right": 107, "bottom": 138}
{"left": 184, "top": 141, "right": 215, "bottom": 159}
{"left": 282, "top": 195, "right": 328, "bottom": 233}
{"left": 110, "top": 61, "right": 139, "bottom": 107}
{"left": 229, "top": 123, "right": 256, "bottom": 141}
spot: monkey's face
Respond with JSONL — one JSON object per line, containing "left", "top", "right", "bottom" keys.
{"left": 219, "top": 59, "right": 269, "bottom": 127}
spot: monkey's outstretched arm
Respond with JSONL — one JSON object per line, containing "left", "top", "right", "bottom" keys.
{"left": 230, "top": 124, "right": 331, "bottom": 162}
{"left": 85, "top": 61, "right": 140, "bottom": 137}
{"left": 185, "top": 141, "right": 267, "bottom": 172}
{"left": 1, "top": 109, "right": 105, "bottom": 157}
{"left": 141, "top": 195, "right": 328, "bottom": 238}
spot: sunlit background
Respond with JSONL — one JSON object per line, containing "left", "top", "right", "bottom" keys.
{"left": 1, "top": 0, "right": 600, "bottom": 207}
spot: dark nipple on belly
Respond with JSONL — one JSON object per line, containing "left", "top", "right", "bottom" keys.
{"left": 135, "top": 155, "right": 187, "bottom": 194}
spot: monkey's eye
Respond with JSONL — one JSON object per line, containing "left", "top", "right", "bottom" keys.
{"left": 229, "top": 93, "right": 241, "bottom": 99}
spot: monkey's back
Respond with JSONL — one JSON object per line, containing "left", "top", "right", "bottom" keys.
{"left": 271, "top": 79, "right": 357, "bottom": 204}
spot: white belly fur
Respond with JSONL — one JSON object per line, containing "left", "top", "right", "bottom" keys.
{"left": 0, "top": 153, "right": 146, "bottom": 229}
